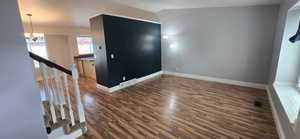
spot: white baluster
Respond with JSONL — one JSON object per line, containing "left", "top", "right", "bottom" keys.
{"left": 40, "top": 63, "right": 50, "bottom": 101}
{"left": 63, "top": 73, "right": 75, "bottom": 126}
{"left": 49, "top": 69, "right": 59, "bottom": 105}
{"left": 71, "top": 64, "right": 86, "bottom": 123}
{"left": 54, "top": 68, "right": 66, "bottom": 120}
{"left": 38, "top": 62, "right": 46, "bottom": 116}
{"left": 40, "top": 63, "right": 57, "bottom": 123}
{"left": 40, "top": 102, "right": 45, "bottom": 116}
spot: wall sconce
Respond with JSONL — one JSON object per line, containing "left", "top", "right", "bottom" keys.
{"left": 170, "top": 44, "right": 175, "bottom": 49}
{"left": 162, "top": 35, "right": 169, "bottom": 40}
{"left": 162, "top": 35, "right": 177, "bottom": 51}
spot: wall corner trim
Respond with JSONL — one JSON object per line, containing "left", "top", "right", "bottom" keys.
{"left": 163, "top": 71, "right": 267, "bottom": 89}
{"left": 266, "top": 86, "right": 287, "bottom": 139}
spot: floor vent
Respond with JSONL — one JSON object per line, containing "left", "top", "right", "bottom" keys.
{"left": 254, "top": 101, "right": 262, "bottom": 107}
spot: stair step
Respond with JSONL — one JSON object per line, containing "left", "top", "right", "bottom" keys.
{"left": 51, "top": 119, "right": 70, "bottom": 130}
{"left": 64, "top": 121, "right": 87, "bottom": 135}
{"left": 68, "top": 123, "right": 81, "bottom": 134}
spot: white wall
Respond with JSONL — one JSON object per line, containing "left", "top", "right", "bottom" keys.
{"left": 0, "top": 0, "right": 47, "bottom": 138}
{"left": 275, "top": 8, "right": 300, "bottom": 85}
{"left": 268, "top": 0, "right": 300, "bottom": 138}
{"left": 159, "top": 5, "right": 279, "bottom": 84}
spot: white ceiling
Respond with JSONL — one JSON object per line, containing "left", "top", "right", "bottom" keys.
{"left": 18, "top": 0, "right": 158, "bottom": 28}
{"left": 18, "top": 0, "right": 281, "bottom": 27}
{"left": 110, "top": 0, "right": 281, "bottom": 12}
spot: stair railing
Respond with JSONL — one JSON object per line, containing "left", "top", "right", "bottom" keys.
{"left": 29, "top": 52, "right": 87, "bottom": 135}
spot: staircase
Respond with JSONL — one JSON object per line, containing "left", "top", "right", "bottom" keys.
{"left": 29, "top": 52, "right": 87, "bottom": 139}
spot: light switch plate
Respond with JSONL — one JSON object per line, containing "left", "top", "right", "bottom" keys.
{"left": 111, "top": 54, "right": 114, "bottom": 59}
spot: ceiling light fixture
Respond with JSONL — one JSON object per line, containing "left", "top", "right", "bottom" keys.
{"left": 26, "top": 13, "right": 38, "bottom": 42}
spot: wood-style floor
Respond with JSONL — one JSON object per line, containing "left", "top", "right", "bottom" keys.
{"left": 44, "top": 75, "right": 279, "bottom": 139}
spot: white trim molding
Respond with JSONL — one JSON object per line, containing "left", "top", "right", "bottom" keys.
{"left": 89, "top": 13, "right": 160, "bottom": 24}
{"left": 97, "top": 71, "right": 163, "bottom": 93}
{"left": 266, "top": 86, "right": 287, "bottom": 139}
{"left": 163, "top": 71, "right": 267, "bottom": 89}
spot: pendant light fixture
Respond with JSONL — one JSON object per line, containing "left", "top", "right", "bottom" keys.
{"left": 26, "top": 13, "right": 38, "bottom": 42}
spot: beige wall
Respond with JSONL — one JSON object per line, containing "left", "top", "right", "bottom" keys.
{"left": 23, "top": 24, "right": 90, "bottom": 69}
{"left": 46, "top": 35, "right": 71, "bottom": 68}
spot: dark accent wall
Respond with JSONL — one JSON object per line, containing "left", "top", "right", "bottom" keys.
{"left": 90, "top": 15, "right": 161, "bottom": 88}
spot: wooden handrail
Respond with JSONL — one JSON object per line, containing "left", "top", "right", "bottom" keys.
{"left": 74, "top": 54, "right": 94, "bottom": 59}
{"left": 29, "top": 52, "right": 72, "bottom": 75}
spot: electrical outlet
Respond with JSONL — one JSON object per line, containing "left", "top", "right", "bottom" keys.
{"left": 111, "top": 54, "right": 114, "bottom": 59}
{"left": 123, "top": 76, "right": 126, "bottom": 81}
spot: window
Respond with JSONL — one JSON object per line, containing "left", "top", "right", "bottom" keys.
{"left": 25, "top": 33, "right": 48, "bottom": 68}
{"left": 76, "top": 36, "right": 93, "bottom": 55}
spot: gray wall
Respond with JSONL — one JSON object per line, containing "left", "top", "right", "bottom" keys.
{"left": 159, "top": 5, "right": 279, "bottom": 84}
{"left": 0, "top": 0, "right": 47, "bottom": 138}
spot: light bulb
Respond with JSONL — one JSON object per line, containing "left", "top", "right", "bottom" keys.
{"left": 162, "top": 35, "right": 169, "bottom": 39}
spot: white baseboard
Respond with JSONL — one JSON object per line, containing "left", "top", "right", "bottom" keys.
{"left": 137, "top": 71, "right": 163, "bottom": 83}
{"left": 96, "top": 84, "right": 110, "bottom": 92}
{"left": 97, "top": 71, "right": 163, "bottom": 93}
{"left": 266, "top": 86, "right": 286, "bottom": 139}
{"left": 163, "top": 71, "right": 267, "bottom": 89}
{"left": 97, "top": 70, "right": 266, "bottom": 92}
